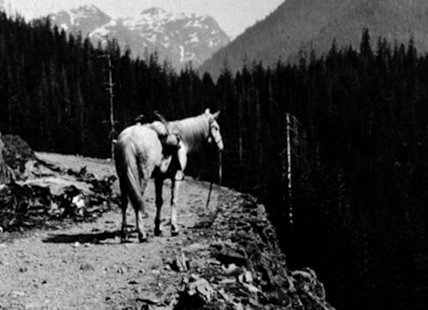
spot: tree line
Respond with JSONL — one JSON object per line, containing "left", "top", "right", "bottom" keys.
{"left": 1, "top": 12, "right": 428, "bottom": 310}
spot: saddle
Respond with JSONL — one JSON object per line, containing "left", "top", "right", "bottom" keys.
{"left": 151, "top": 114, "right": 185, "bottom": 177}
{"left": 135, "top": 113, "right": 183, "bottom": 178}
{"left": 134, "top": 113, "right": 181, "bottom": 155}
{"left": 149, "top": 121, "right": 181, "bottom": 156}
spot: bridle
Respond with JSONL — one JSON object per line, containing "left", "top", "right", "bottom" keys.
{"left": 212, "top": 135, "right": 223, "bottom": 149}
{"left": 208, "top": 120, "right": 223, "bottom": 151}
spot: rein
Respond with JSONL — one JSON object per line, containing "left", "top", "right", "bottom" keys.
{"left": 205, "top": 150, "right": 223, "bottom": 209}
{"left": 218, "top": 151, "right": 222, "bottom": 186}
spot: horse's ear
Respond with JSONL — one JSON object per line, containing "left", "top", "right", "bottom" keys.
{"left": 205, "top": 108, "right": 211, "bottom": 115}
{"left": 213, "top": 111, "right": 220, "bottom": 119}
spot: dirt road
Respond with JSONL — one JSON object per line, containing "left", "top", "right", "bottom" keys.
{"left": 0, "top": 153, "right": 223, "bottom": 310}
{"left": 0, "top": 153, "right": 335, "bottom": 310}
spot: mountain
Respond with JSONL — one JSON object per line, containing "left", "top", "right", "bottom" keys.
{"left": 199, "top": 0, "right": 428, "bottom": 77}
{"left": 50, "top": 4, "right": 112, "bottom": 35}
{"left": 49, "top": 5, "right": 230, "bottom": 70}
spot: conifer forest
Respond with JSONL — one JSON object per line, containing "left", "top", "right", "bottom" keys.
{"left": 2, "top": 13, "right": 428, "bottom": 310}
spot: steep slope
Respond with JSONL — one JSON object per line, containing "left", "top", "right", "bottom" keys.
{"left": 49, "top": 5, "right": 230, "bottom": 70}
{"left": 199, "top": 0, "right": 428, "bottom": 77}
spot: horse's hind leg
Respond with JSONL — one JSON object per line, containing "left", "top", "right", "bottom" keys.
{"left": 119, "top": 181, "right": 129, "bottom": 243}
{"left": 170, "top": 178, "right": 183, "bottom": 236}
{"left": 154, "top": 177, "right": 164, "bottom": 236}
{"left": 134, "top": 179, "right": 149, "bottom": 242}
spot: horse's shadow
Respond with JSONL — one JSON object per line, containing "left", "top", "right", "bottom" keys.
{"left": 43, "top": 230, "right": 120, "bottom": 244}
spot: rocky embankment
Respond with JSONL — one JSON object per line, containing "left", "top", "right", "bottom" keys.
{"left": 171, "top": 189, "right": 336, "bottom": 310}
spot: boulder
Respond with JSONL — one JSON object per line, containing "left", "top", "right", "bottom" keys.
{"left": 2, "top": 134, "right": 35, "bottom": 176}
{"left": 0, "top": 132, "right": 14, "bottom": 184}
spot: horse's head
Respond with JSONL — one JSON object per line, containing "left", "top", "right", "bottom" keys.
{"left": 205, "top": 108, "right": 224, "bottom": 152}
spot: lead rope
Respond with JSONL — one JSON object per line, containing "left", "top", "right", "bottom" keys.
{"left": 218, "top": 151, "right": 222, "bottom": 186}
{"left": 205, "top": 150, "right": 222, "bottom": 209}
{"left": 205, "top": 181, "right": 214, "bottom": 209}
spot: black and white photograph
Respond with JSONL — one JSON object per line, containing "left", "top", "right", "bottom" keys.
{"left": 1, "top": 1, "right": 427, "bottom": 309}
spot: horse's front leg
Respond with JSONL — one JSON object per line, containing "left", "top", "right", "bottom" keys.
{"left": 154, "top": 177, "right": 164, "bottom": 236}
{"left": 170, "top": 177, "right": 183, "bottom": 236}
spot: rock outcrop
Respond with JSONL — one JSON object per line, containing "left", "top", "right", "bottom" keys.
{"left": 165, "top": 189, "right": 335, "bottom": 310}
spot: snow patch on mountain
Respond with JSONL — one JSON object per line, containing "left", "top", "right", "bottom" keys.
{"left": 49, "top": 5, "right": 230, "bottom": 70}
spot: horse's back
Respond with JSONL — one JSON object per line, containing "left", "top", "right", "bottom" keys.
{"left": 115, "top": 124, "right": 163, "bottom": 178}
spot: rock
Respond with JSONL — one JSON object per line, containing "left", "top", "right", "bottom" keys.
{"left": 183, "top": 243, "right": 208, "bottom": 253}
{"left": 0, "top": 133, "right": 14, "bottom": 184}
{"left": 137, "top": 292, "right": 160, "bottom": 305}
{"left": 151, "top": 269, "right": 161, "bottom": 275}
{"left": 80, "top": 263, "right": 95, "bottom": 271}
{"left": 215, "top": 243, "right": 247, "bottom": 266}
{"left": 0, "top": 154, "right": 117, "bottom": 232}
{"left": 220, "top": 278, "right": 236, "bottom": 285}
{"left": 20, "top": 178, "right": 89, "bottom": 197}
{"left": 187, "top": 259, "right": 203, "bottom": 271}
{"left": 176, "top": 193, "right": 337, "bottom": 310}
{"left": 176, "top": 275, "right": 214, "bottom": 309}
{"left": 232, "top": 302, "right": 245, "bottom": 310}
{"left": 1, "top": 134, "right": 35, "bottom": 179}
{"left": 11, "top": 291, "right": 25, "bottom": 297}
{"left": 242, "top": 283, "right": 260, "bottom": 294}
{"left": 118, "top": 266, "right": 127, "bottom": 274}
{"left": 238, "top": 269, "right": 253, "bottom": 284}
{"left": 25, "top": 302, "right": 44, "bottom": 309}
{"left": 223, "top": 263, "right": 241, "bottom": 276}
{"left": 171, "top": 253, "right": 189, "bottom": 272}
{"left": 291, "top": 268, "right": 331, "bottom": 309}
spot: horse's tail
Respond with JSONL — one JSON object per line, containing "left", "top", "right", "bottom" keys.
{"left": 115, "top": 139, "right": 145, "bottom": 210}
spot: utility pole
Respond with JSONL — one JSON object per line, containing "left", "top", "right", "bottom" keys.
{"left": 283, "top": 113, "right": 301, "bottom": 231}
{"left": 286, "top": 113, "right": 293, "bottom": 228}
{"left": 99, "top": 51, "right": 117, "bottom": 161}
{"left": 106, "top": 54, "right": 116, "bottom": 160}
{"left": 238, "top": 96, "right": 244, "bottom": 190}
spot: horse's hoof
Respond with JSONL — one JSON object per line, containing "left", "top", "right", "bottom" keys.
{"left": 175, "top": 171, "right": 185, "bottom": 181}
{"left": 120, "top": 233, "right": 128, "bottom": 243}
{"left": 154, "top": 228, "right": 163, "bottom": 237}
{"left": 171, "top": 231, "right": 179, "bottom": 237}
{"left": 138, "top": 235, "right": 148, "bottom": 243}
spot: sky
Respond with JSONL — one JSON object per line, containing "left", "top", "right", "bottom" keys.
{"left": 6, "top": 0, "right": 284, "bottom": 38}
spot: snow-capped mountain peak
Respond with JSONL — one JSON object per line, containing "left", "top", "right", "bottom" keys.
{"left": 123, "top": 7, "right": 200, "bottom": 32}
{"left": 140, "top": 7, "right": 171, "bottom": 19}
{"left": 70, "top": 4, "right": 102, "bottom": 15}
{"left": 50, "top": 4, "right": 111, "bottom": 35}
{"left": 49, "top": 5, "right": 230, "bottom": 70}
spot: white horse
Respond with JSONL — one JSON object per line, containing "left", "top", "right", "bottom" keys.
{"left": 114, "top": 109, "right": 223, "bottom": 242}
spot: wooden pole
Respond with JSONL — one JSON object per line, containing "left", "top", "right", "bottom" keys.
{"left": 105, "top": 54, "right": 116, "bottom": 161}
{"left": 286, "top": 113, "right": 293, "bottom": 227}
{"left": 218, "top": 151, "right": 223, "bottom": 186}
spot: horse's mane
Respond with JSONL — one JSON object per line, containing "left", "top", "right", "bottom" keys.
{"left": 170, "top": 113, "right": 210, "bottom": 153}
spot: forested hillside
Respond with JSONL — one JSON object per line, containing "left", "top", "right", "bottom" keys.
{"left": 1, "top": 12, "right": 428, "bottom": 310}
{"left": 200, "top": 0, "right": 428, "bottom": 79}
